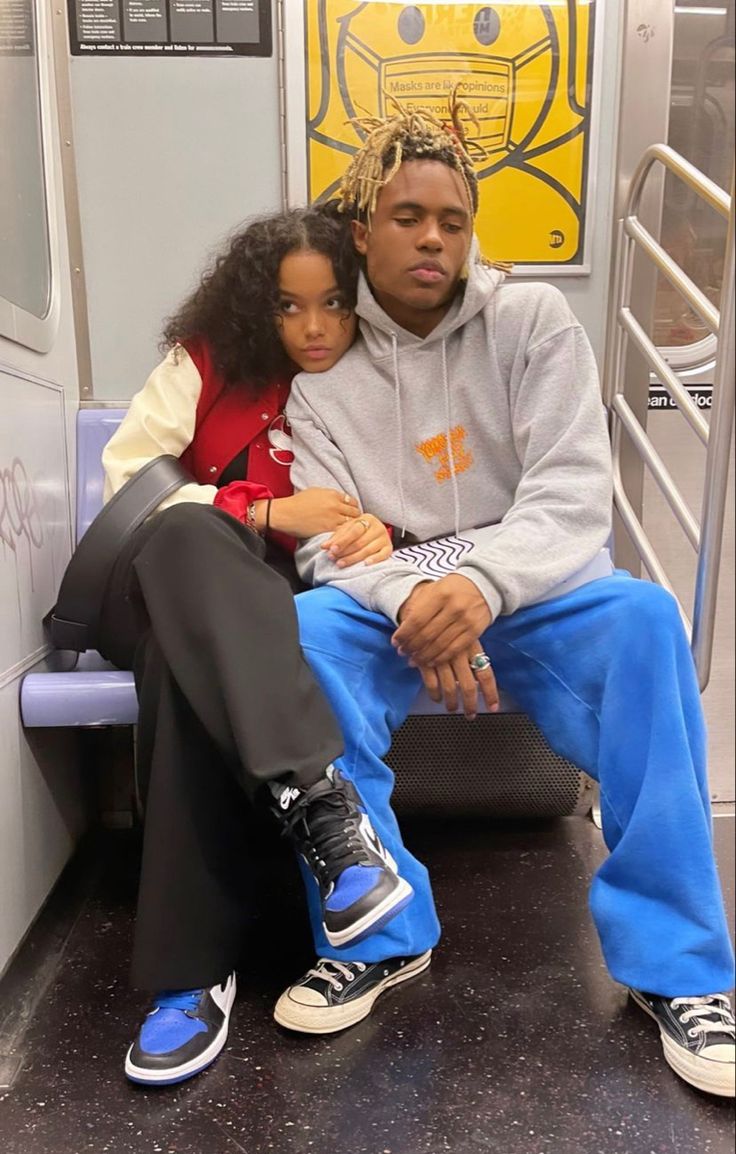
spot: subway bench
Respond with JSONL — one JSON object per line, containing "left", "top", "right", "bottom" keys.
{"left": 20, "top": 409, "right": 594, "bottom": 819}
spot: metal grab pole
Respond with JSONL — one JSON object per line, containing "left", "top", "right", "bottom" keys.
{"left": 692, "top": 173, "right": 736, "bottom": 691}
{"left": 607, "top": 144, "right": 733, "bottom": 686}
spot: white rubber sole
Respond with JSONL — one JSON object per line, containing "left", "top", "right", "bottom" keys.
{"left": 125, "top": 976, "right": 237, "bottom": 1086}
{"left": 274, "top": 949, "right": 432, "bottom": 1035}
{"left": 629, "top": 989, "right": 735, "bottom": 1098}
{"left": 324, "top": 877, "right": 414, "bottom": 948}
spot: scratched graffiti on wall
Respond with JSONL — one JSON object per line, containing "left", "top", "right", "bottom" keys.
{"left": 0, "top": 375, "right": 71, "bottom": 681}
{"left": 0, "top": 458, "right": 45, "bottom": 585}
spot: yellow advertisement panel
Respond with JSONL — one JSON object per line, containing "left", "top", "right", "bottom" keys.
{"left": 304, "top": 1, "right": 597, "bottom": 266}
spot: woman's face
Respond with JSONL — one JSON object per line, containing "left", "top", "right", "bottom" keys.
{"left": 276, "top": 249, "right": 357, "bottom": 373}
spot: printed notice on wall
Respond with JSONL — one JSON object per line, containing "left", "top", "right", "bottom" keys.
{"left": 67, "top": 0, "right": 272, "bottom": 56}
{"left": 0, "top": 0, "right": 35, "bottom": 56}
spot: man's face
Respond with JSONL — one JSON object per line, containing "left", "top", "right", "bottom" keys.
{"left": 352, "top": 159, "right": 474, "bottom": 338}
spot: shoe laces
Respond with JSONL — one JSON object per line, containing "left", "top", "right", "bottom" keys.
{"left": 279, "top": 778, "right": 369, "bottom": 884}
{"left": 153, "top": 989, "right": 204, "bottom": 1014}
{"left": 307, "top": 959, "right": 367, "bottom": 993}
{"left": 671, "top": 994, "right": 735, "bottom": 1038}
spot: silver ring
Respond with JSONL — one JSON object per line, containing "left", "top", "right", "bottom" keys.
{"left": 358, "top": 517, "right": 370, "bottom": 530}
{"left": 343, "top": 492, "right": 352, "bottom": 503}
{"left": 469, "top": 652, "right": 492, "bottom": 672}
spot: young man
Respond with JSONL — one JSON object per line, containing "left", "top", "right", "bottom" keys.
{"left": 278, "top": 101, "right": 735, "bottom": 1098}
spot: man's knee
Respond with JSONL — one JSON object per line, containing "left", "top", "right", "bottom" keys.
{"left": 614, "top": 577, "right": 681, "bottom": 629}
{"left": 296, "top": 587, "right": 359, "bottom": 650}
{"left": 603, "top": 578, "right": 687, "bottom": 664}
{"left": 296, "top": 590, "right": 397, "bottom": 670}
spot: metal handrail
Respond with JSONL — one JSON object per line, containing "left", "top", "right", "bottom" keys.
{"left": 618, "top": 307, "right": 710, "bottom": 445}
{"left": 611, "top": 394, "right": 700, "bottom": 551}
{"left": 692, "top": 197, "right": 736, "bottom": 682}
{"left": 623, "top": 216, "right": 720, "bottom": 335}
{"left": 605, "top": 143, "right": 735, "bottom": 690}
{"left": 628, "top": 143, "right": 730, "bottom": 219}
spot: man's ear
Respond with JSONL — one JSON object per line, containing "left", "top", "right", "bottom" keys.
{"left": 352, "top": 219, "right": 368, "bottom": 256}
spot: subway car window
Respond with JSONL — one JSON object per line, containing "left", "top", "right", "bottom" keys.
{"left": 654, "top": 0, "right": 735, "bottom": 357}
{"left": 0, "top": 0, "right": 52, "bottom": 328}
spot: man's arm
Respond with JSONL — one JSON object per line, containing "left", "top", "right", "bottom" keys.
{"left": 287, "top": 379, "right": 429, "bottom": 621}
{"left": 451, "top": 315, "right": 613, "bottom": 622}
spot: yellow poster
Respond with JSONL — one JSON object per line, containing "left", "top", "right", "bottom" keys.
{"left": 304, "top": 1, "right": 597, "bottom": 266}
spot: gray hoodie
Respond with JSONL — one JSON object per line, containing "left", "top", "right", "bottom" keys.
{"left": 286, "top": 254, "right": 613, "bottom": 624}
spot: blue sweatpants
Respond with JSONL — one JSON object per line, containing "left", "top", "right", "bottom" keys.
{"left": 294, "top": 572, "right": 734, "bottom": 997}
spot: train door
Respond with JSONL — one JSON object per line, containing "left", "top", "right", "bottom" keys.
{"left": 605, "top": 0, "right": 735, "bottom": 803}
{"left": 645, "top": 0, "right": 734, "bottom": 801}
{"left": 0, "top": 0, "right": 84, "bottom": 980}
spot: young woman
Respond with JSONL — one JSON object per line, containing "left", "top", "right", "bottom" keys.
{"left": 97, "top": 204, "right": 412, "bottom": 1086}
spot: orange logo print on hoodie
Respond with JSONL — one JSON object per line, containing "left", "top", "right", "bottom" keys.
{"left": 416, "top": 426, "right": 474, "bottom": 483}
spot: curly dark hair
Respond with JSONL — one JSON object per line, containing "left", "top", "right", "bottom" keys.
{"left": 161, "top": 203, "right": 358, "bottom": 396}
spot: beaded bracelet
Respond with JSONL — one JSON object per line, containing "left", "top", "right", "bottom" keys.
{"left": 246, "top": 502, "right": 260, "bottom": 536}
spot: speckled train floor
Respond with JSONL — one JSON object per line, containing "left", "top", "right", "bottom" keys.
{"left": 1, "top": 815, "right": 733, "bottom": 1154}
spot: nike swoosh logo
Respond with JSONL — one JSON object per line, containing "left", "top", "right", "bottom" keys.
{"left": 358, "top": 813, "right": 398, "bottom": 874}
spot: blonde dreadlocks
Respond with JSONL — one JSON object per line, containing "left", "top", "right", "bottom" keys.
{"left": 338, "top": 86, "right": 484, "bottom": 223}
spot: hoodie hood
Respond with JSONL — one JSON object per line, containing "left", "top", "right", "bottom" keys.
{"left": 353, "top": 240, "right": 505, "bottom": 535}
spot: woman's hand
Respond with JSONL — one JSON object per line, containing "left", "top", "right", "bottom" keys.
{"left": 267, "top": 489, "right": 360, "bottom": 538}
{"left": 321, "top": 513, "right": 393, "bottom": 568}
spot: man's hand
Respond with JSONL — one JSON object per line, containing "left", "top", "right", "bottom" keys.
{"left": 394, "top": 574, "right": 493, "bottom": 665}
{"left": 418, "top": 643, "right": 499, "bottom": 719}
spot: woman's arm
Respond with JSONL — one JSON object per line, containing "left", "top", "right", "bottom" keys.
{"left": 102, "top": 345, "right": 217, "bottom": 510}
{"left": 103, "top": 345, "right": 273, "bottom": 518}
{"left": 265, "top": 492, "right": 392, "bottom": 565}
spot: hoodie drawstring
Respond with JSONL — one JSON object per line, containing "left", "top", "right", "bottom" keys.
{"left": 391, "top": 334, "right": 409, "bottom": 536}
{"left": 392, "top": 334, "right": 461, "bottom": 540}
{"left": 442, "top": 339, "right": 461, "bottom": 538}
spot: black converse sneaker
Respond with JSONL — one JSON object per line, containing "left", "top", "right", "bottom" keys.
{"left": 268, "top": 766, "right": 413, "bottom": 948}
{"left": 125, "top": 974, "right": 236, "bottom": 1086}
{"left": 629, "top": 988, "right": 735, "bottom": 1097}
{"left": 274, "top": 951, "right": 432, "bottom": 1034}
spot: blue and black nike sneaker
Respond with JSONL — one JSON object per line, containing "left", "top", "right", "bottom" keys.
{"left": 125, "top": 974, "right": 236, "bottom": 1086}
{"left": 269, "top": 766, "right": 413, "bottom": 947}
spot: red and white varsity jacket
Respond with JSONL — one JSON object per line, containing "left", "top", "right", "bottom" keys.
{"left": 102, "top": 338, "right": 296, "bottom": 547}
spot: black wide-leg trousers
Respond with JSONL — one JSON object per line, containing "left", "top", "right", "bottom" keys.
{"left": 97, "top": 503, "right": 343, "bottom": 990}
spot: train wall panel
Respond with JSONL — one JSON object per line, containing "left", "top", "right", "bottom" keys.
{"left": 69, "top": 54, "right": 283, "bottom": 400}
{"left": 0, "top": 684, "right": 85, "bottom": 977}
{"left": 0, "top": 372, "right": 72, "bottom": 689}
{"left": 0, "top": 0, "right": 86, "bottom": 978}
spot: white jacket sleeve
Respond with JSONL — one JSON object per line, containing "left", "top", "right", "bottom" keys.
{"left": 102, "top": 345, "right": 219, "bottom": 512}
